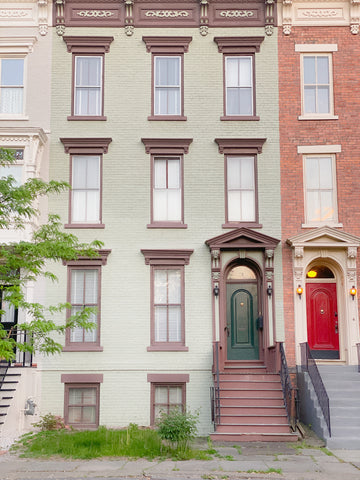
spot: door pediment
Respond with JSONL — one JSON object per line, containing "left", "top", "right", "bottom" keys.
{"left": 205, "top": 227, "right": 280, "bottom": 250}
{"left": 287, "top": 226, "right": 360, "bottom": 249}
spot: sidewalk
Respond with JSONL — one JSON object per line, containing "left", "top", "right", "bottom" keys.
{"left": 1, "top": 437, "right": 360, "bottom": 480}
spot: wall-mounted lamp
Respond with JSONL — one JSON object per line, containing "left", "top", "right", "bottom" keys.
{"left": 350, "top": 286, "right": 357, "bottom": 299}
{"left": 213, "top": 285, "right": 219, "bottom": 297}
{"left": 267, "top": 284, "right": 273, "bottom": 297}
{"left": 296, "top": 285, "right": 303, "bottom": 297}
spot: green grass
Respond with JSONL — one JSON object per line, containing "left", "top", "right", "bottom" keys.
{"left": 288, "top": 440, "right": 333, "bottom": 456}
{"left": 11, "top": 425, "right": 211, "bottom": 460}
{"left": 245, "top": 467, "right": 283, "bottom": 474}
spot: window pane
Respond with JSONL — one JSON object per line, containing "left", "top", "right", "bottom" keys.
{"left": 317, "top": 57, "right": 329, "bottom": 84}
{"left": 82, "top": 406, "right": 96, "bottom": 423}
{"left": 168, "top": 270, "right": 181, "bottom": 303}
{"left": 70, "top": 325, "right": 84, "bottom": 342}
{"left": 1, "top": 59, "right": 24, "bottom": 86}
{"left": 168, "top": 306, "right": 181, "bottom": 341}
{"left": 68, "top": 406, "right": 82, "bottom": 423}
{"left": 239, "top": 57, "right": 252, "bottom": 86}
{"left": 317, "top": 86, "right": 330, "bottom": 114}
{"left": 156, "top": 57, "right": 180, "bottom": 86}
{"left": 154, "top": 270, "right": 167, "bottom": 304}
{"left": 304, "top": 86, "right": 316, "bottom": 114}
{"left": 303, "top": 56, "right": 316, "bottom": 84}
{"left": 155, "top": 306, "right": 167, "bottom": 341}
{"left": 155, "top": 386, "right": 168, "bottom": 403}
{"left": 169, "top": 386, "right": 182, "bottom": 404}
{"left": 84, "top": 270, "right": 98, "bottom": 304}
{"left": 153, "top": 190, "right": 167, "bottom": 221}
{"left": 227, "top": 157, "right": 241, "bottom": 189}
{"left": 154, "top": 159, "right": 166, "bottom": 188}
{"left": 75, "top": 57, "right": 102, "bottom": 116}
{"left": 305, "top": 157, "right": 319, "bottom": 189}
{"left": 226, "top": 58, "right": 239, "bottom": 87}
{"left": 85, "top": 191, "right": 100, "bottom": 222}
{"left": 320, "top": 191, "right": 334, "bottom": 222}
{"left": 318, "top": 157, "right": 332, "bottom": 188}
{"left": 167, "top": 159, "right": 180, "bottom": 188}
{"left": 241, "top": 190, "right": 255, "bottom": 221}
{"left": 0, "top": 164, "right": 22, "bottom": 185}
{"left": 239, "top": 88, "right": 252, "bottom": 115}
{"left": 72, "top": 157, "right": 87, "bottom": 189}
{"left": 306, "top": 190, "right": 320, "bottom": 222}
{"left": 71, "top": 270, "right": 84, "bottom": 303}
{"left": 240, "top": 157, "right": 254, "bottom": 189}
{"left": 228, "top": 191, "right": 241, "bottom": 221}
{"left": 0, "top": 88, "right": 23, "bottom": 114}
{"left": 227, "top": 88, "right": 240, "bottom": 115}
{"left": 166, "top": 189, "right": 181, "bottom": 221}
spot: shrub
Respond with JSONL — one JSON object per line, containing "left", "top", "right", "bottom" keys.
{"left": 32, "top": 413, "right": 70, "bottom": 431}
{"left": 156, "top": 408, "right": 199, "bottom": 453}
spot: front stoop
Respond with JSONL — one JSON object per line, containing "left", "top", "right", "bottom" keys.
{"left": 318, "top": 365, "right": 360, "bottom": 449}
{"left": 211, "top": 363, "right": 298, "bottom": 442}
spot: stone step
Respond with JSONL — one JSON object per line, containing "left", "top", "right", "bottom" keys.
{"left": 219, "top": 405, "right": 286, "bottom": 415}
{"left": 216, "top": 423, "right": 291, "bottom": 434}
{"left": 217, "top": 373, "right": 280, "bottom": 381}
{"left": 219, "top": 388, "right": 283, "bottom": 398}
{"left": 220, "top": 396, "right": 285, "bottom": 407}
{"left": 218, "top": 380, "right": 282, "bottom": 389}
{"left": 210, "top": 432, "right": 298, "bottom": 442}
{"left": 220, "top": 414, "right": 288, "bottom": 425}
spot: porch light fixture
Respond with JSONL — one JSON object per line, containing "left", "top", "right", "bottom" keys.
{"left": 213, "top": 284, "right": 219, "bottom": 297}
{"left": 307, "top": 270, "right": 317, "bottom": 278}
{"left": 296, "top": 285, "right": 303, "bottom": 297}
{"left": 267, "top": 284, "right": 273, "bottom": 297}
{"left": 350, "top": 286, "right": 357, "bottom": 299}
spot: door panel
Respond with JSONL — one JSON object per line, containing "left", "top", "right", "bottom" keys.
{"left": 227, "top": 283, "right": 259, "bottom": 360}
{"left": 306, "top": 283, "right": 339, "bottom": 359}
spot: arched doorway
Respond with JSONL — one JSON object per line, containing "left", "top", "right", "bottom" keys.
{"left": 306, "top": 265, "right": 339, "bottom": 359}
{"left": 226, "top": 263, "right": 261, "bottom": 360}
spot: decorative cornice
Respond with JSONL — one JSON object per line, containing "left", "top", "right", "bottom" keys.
{"left": 141, "top": 249, "right": 194, "bottom": 265}
{"left": 60, "top": 138, "right": 112, "bottom": 154}
{"left": 62, "top": 249, "right": 112, "bottom": 266}
{"left": 214, "top": 36, "right": 264, "bottom": 53}
{"left": 141, "top": 138, "right": 193, "bottom": 155}
{"left": 142, "top": 36, "right": 192, "bottom": 53}
{"left": 63, "top": 36, "right": 114, "bottom": 53}
{"left": 0, "top": 36, "right": 37, "bottom": 54}
{"left": 215, "top": 138, "right": 266, "bottom": 154}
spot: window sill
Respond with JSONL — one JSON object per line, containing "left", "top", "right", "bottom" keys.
{"left": 298, "top": 115, "right": 338, "bottom": 121}
{"left": 0, "top": 115, "right": 29, "bottom": 121}
{"left": 302, "top": 222, "right": 343, "bottom": 229}
{"left": 63, "top": 345, "right": 103, "bottom": 352}
{"left": 64, "top": 223, "right": 105, "bottom": 229}
{"left": 147, "top": 115, "right": 187, "bottom": 121}
{"left": 67, "top": 115, "right": 107, "bottom": 121}
{"left": 220, "top": 115, "right": 260, "bottom": 121}
{"left": 222, "top": 222, "right": 262, "bottom": 229}
{"left": 147, "top": 345, "right": 189, "bottom": 352}
{"left": 147, "top": 222, "right": 187, "bottom": 229}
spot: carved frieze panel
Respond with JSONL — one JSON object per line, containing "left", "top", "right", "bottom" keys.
{"left": 63, "top": 2, "right": 124, "bottom": 27}
{"left": 0, "top": 1, "right": 51, "bottom": 35}
{"left": 135, "top": 2, "right": 199, "bottom": 27}
{"left": 209, "top": 1, "right": 267, "bottom": 27}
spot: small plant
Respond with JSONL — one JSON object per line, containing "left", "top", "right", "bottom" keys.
{"left": 246, "top": 467, "right": 283, "bottom": 474}
{"left": 156, "top": 408, "right": 199, "bottom": 453}
{"left": 32, "top": 413, "right": 70, "bottom": 431}
{"left": 232, "top": 444, "right": 242, "bottom": 455}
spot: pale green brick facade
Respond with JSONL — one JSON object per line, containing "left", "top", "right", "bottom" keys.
{"left": 43, "top": 25, "right": 282, "bottom": 435}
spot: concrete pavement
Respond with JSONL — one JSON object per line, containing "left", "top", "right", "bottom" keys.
{"left": 0, "top": 438, "right": 360, "bottom": 480}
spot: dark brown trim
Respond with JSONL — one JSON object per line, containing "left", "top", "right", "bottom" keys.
{"left": 147, "top": 223, "right": 188, "bottom": 229}
{"left": 143, "top": 36, "right": 192, "bottom": 54}
{"left": 148, "top": 115, "right": 187, "bottom": 121}
{"left": 64, "top": 223, "right": 106, "bottom": 229}
{"left": 60, "top": 137, "right": 112, "bottom": 154}
{"left": 61, "top": 374, "right": 103, "bottom": 383}
{"left": 142, "top": 138, "right": 192, "bottom": 155}
{"left": 63, "top": 249, "right": 111, "bottom": 266}
{"left": 214, "top": 36, "right": 264, "bottom": 54}
{"left": 205, "top": 227, "right": 280, "bottom": 250}
{"left": 63, "top": 36, "right": 114, "bottom": 54}
{"left": 64, "top": 383, "right": 100, "bottom": 429}
{"left": 141, "top": 249, "right": 193, "bottom": 265}
{"left": 147, "top": 345, "right": 189, "bottom": 352}
{"left": 149, "top": 381, "right": 186, "bottom": 426}
{"left": 147, "top": 374, "right": 189, "bottom": 383}
{"left": 62, "top": 345, "right": 104, "bottom": 352}
{"left": 215, "top": 138, "right": 266, "bottom": 154}
{"left": 222, "top": 222, "right": 262, "bottom": 229}
{"left": 67, "top": 116, "right": 107, "bottom": 121}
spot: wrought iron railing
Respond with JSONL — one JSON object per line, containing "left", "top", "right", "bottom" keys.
{"left": 1, "top": 329, "right": 33, "bottom": 367}
{"left": 357, "top": 343, "right": 360, "bottom": 373}
{"left": 211, "top": 341, "right": 221, "bottom": 428}
{"left": 300, "top": 342, "right": 331, "bottom": 437}
{"left": 279, "top": 342, "right": 297, "bottom": 429}
{"left": 0, "top": 360, "right": 11, "bottom": 391}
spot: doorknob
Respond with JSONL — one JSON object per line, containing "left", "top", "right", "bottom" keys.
{"left": 224, "top": 325, "right": 230, "bottom": 337}
{"left": 335, "top": 319, "right": 338, "bottom": 334}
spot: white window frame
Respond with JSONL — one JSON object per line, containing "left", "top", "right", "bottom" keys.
{"left": 74, "top": 55, "right": 103, "bottom": 117}
{"left": 152, "top": 156, "right": 182, "bottom": 224}
{"left": 154, "top": 55, "right": 181, "bottom": 116}
{"left": 71, "top": 155, "right": 101, "bottom": 225}
{"left": 296, "top": 44, "right": 338, "bottom": 120}
{"left": 225, "top": 56, "right": 253, "bottom": 117}
{"left": 226, "top": 155, "right": 256, "bottom": 223}
{"left": 303, "top": 153, "right": 339, "bottom": 227}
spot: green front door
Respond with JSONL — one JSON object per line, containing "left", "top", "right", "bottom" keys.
{"left": 226, "top": 283, "right": 259, "bottom": 360}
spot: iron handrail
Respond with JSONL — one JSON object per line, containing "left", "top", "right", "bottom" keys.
{"left": 357, "top": 343, "right": 360, "bottom": 373}
{"left": 300, "top": 342, "right": 331, "bottom": 437}
{"left": 0, "top": 360, "right": 11, "bottom": 391}
{"left": 279, "top": 342, "right": 297, "bottom": 429}
{"left": 1, "top": 329, "right": 33, "bottom": 367}
{"left": 211, "top": 341, "right": 221, "bottom": 428}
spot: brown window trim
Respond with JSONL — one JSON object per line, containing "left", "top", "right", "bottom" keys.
{"left": 141, "top": 249, "right": 193, "bottom": 351}
{"left": 148, "top": 374, "right": 189, "bottom": 426}
{"left": 64, "top": 382, "right": 100, "bottom": 429}
{"left": 63, "top": 36, "right": 113, "bottom": 120}
{"left": 142, "top": 139, "right": 192, "bottom": 229}
{"left": 143, "top": 36, "right": 192, "bottom": 120}
{"left": 60, "top": 138, "right": 111, "bottom": 228}
{"left": 63, "top": 250, "right": 110, "bottom": 352}
{"left": 215, "top": 138, "right": 266, "bottom": 227}
{"left": 214, "top": 37, "right": 264, "bottom": 121}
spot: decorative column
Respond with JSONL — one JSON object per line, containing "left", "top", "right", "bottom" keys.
{"left": 55, "top": 0, "right": 65, "bottom": 36}
{"left": 124, "top": 0, "right": 134, "bottom": 36}
{"left": 347, "top": 246, "right": 360, "bottom": 363}
{"left": 211, "top": 249, "right": 220, "bottom": 342}
{"left": 351, "top": 0, "right": 360, "bottom": 34}
{"left": 265, "top": 248, "right": 275, "bottom": 346}
{"left": 199, "top": 0, "right": 209, "bottom": 36}
{"left": 38, "top": 0, "right": 49, "bottom": 36}
{"left": 265, "top": 0, "right": 275, "bottom": 36}
{"left": 282, "top": 0, "right": 292, "bottom": 35}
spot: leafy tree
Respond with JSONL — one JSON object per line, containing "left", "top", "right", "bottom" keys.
{"left": 0, "top": 148, "right": 103, "bottom": 361}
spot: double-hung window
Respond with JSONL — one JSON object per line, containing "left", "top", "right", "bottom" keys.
{"left": 63, "top": 36, "right": 113, "bottom": 120}
{"left": 0, "top": 149, "right": 24, "bottom": 186}
{"left": 304, "top": 154, "right": 337, "bottom": 224}
{"left": 296, "top": 44, "right": 337, "bottom": 119}
{"left": 74, "top": 56, "right": 102, "bottom": 116}
{"left": 143, "top": 37, "right": 192, "bottom": 120}
{"left": 214, "top": 37, "right": 264, "bottom": 120}
{"left": 142, "top": 249, "right": 193, "bottom": 351}
{"left": 60, "top": 137, "right": 112, "bottom": 229}
{"left": 0, "top": 58, "right": 24, "bottom": 115}
{"left": 142, "top": 138, "right": 192, "bottom": 228}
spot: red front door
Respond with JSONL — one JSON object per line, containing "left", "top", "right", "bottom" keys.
{"left": 306, "top": 283, "right": 339, "bottom": 359}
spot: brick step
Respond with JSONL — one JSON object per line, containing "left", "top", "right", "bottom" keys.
{"left": 210, "top": 432, "right": 298, "bottom": 442}
{"left": 219, "top": 405, "right": 286, "bottom": 415}
{"left": 218, "top": 380, "right": 282, "bottom": 389}
{"left": 223, "top": 368, "right": 268, "bottom": 375}
{"left": 219, "top": 389, "right": 283, "bottom": 398}
{"left": 220, "top": 414, "right": 288, "bottom": 424}
{"left": 216, "top": 423, "right": 292, "bottom": 434}
{"left": 218, "top": 373, "right": 280, "bottom": 381}
{"left": 220, "top": 397, "right": 285, "bottom": 407}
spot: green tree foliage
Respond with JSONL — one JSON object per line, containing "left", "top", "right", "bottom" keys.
{"left": 0, "top": 148, "right": 103, "bottom": 360}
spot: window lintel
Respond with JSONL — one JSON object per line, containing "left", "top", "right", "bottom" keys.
{"left": 215, "top": 138, "right": 266, "bottom": 155}
{"left": 62, "top": 249, "right": 111, "bottom": 266}
{"left": 63, "top": 36, "right": 114, "bottom": 54}
{"left": 147, "top": 374, "right": 189, "bottom": 383}
{"left": 142, "top": 138, "right": 192, "bottom": 155}
{"left": 0, "top": 37, "right": 37, "bottom": 54}
{"left": 143, "top": 36, "right": 192, "bottom": 54}
{"left": 60, "top": 138, "right": 112, "bottom": 154}
{"left": 214, "top": 36, "right": 264, "bottom": 54}
{"left": 61, "top": 374, "right": 103, "bottom": 383}
{"left": 141, "top": 249, "right": 193, "bottom": 266}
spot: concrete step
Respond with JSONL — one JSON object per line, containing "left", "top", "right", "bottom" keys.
{"left": 220, "top": 396, "right": 285, "bottom": 407}
{"left": 219, "top": 380, "right": 282, "bottom": 389}
{"left": 219, "top": 405, "right": 286, "bottom": 415}
{"left": 219, "top": 388, "right": 283, "bottom": 398}
{"left": 220, "top": 414, "right": 288, "bottom": 424}
{"left": 210, "top": 432, "right": 298, "bottom": 442}
{"left": 327, "top": 436, "right": 360, "bottom": 449}
{"left": 216, "top": 423, "right": 291, "bottom": 434}
{"left": 218, "top": 373, "right": 280, "bottom": 381}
